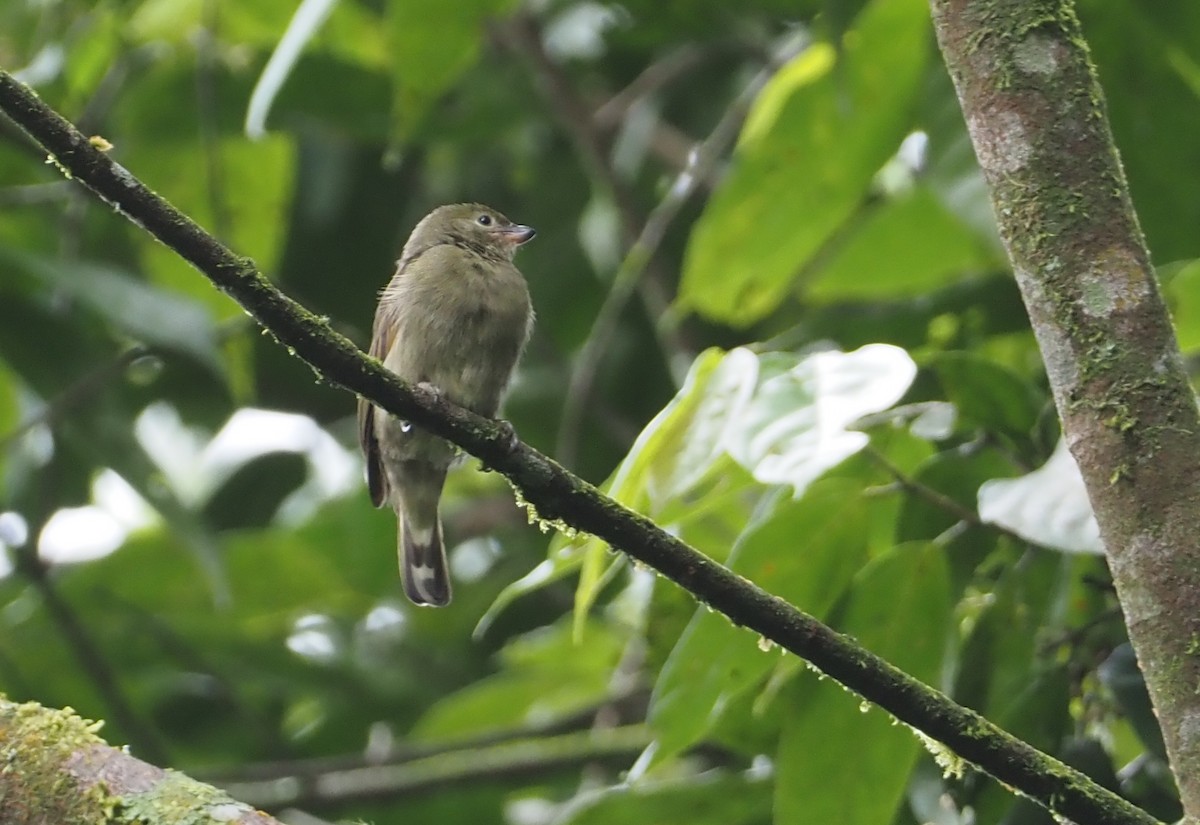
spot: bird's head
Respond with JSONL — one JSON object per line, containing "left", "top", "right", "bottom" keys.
{"left": 409, "top": 203, "right": 535, "bottom": 261}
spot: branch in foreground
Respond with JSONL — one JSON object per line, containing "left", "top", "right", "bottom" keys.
{"left": 0, "top": 699, "right": 280, "bottom": 825}
{"left": 214, "top": 725, "right": 650, "bottom": 811}
{"left": 0, "top": 70, "right": 1160, "bottom": 825}
{"left": 930, "top": 1, "right": 1200, "bottom": 816}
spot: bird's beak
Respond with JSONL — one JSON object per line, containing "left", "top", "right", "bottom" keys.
{"left": 495, "top": 224, "right": 536, "bottom": 246}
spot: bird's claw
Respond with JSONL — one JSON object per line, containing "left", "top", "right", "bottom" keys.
{"left": 480, "top": 419, "right": 519, "bottom": 473}
{"left": 495, "top": 419, "right": 519, "bottom": 451}
{"left": 416, "top": 381, "right": 443, "bottom": 401}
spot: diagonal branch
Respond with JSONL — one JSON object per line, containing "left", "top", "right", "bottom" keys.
{"left": 0, "top": 70, "right": 1160, "bottom": 825}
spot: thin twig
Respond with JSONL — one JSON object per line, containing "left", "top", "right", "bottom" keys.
{"left": 199, "top": 689, "right": 646, "bottom": 784}
{"left": 216, "top": 725, "right": 651, "bottom": 811}
{"left": 0, "top": 181, "right": 73, "bottom": 206}
{"left": 592, "top": 45, "right": 707, "bottom": 128}
{"left": 864, "top": 444, "right": 1037, "bottom": 548}
{"left": 13, "top": 550, "right": 171, "bottom": 765}
{"left": 495, "top": 14, "right": 631, "bottom": 232}
{"left": 0, "top": 346, "right": 148, "bottom": 450}
{"left": 555, "top": 34, "right": 807, "bottom": 468}
{"left": 494, "top": 14, "right": 690, "bottom": 427}
{"left": 196, "top": 0, "right": 232, "bottom": 242}
{"left": 866, "top": 446, "right": 985, "bottom": 527}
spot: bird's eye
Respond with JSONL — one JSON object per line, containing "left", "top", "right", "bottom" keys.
{"left": 476, "top": 214, "right": 493, "bottom": 226}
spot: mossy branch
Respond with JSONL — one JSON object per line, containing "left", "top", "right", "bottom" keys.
{"left": 0, "top": 70, "right": 1160, "bottom": 825}
{"left": 931, "top": 1, "right": 1200, "bottom": 816}
{"left": 0, "top": 699, "right": 282, "bottom": 825}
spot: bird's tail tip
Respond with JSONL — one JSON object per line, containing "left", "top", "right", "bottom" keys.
{"left": 400, "top": 517, "right": 451, "bottom": 607}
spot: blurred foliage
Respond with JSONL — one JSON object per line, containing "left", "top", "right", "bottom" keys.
{"left": 0, "top": 0, "right": 1194, "bottom": 823}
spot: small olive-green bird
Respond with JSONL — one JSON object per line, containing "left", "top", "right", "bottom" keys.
{"left": 358, "top": 203, "right": 535, "bottom": 607}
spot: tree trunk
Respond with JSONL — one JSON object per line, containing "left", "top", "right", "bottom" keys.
{"left": 930, "top": 0, "right": 1200, "bottom": 816}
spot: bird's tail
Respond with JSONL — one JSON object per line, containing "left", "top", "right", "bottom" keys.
{"left": 399, "top": 509, "right": 451, "bottom": 607}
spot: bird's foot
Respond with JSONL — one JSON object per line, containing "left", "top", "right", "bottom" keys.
{"left": 480, "top": 419, "right": 519, "bottom": 473}
{"left": 495, "top": 419, "right": 519, "bottom": 450}
{"left": 416, "top": 381, "right": 444, "bottom": 401}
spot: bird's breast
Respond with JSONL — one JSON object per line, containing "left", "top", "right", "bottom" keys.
{"left": 384, "top": 259, "right": 531, "bottom": 414}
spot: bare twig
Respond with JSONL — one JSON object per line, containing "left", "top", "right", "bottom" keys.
{"left": 864, "top": 445, "right": 1050, "bottom": 550}
{"left": 195, "top": 0, "right": 232, "bottom": 242}
{"left": 12, "top": 549, "right": 170, "bottom": 765}
{"left": 494, "top": 13, "right": 690, "bottom": 450}
{"left": 215, "top": 725, "right": 651, "bottom": 811}
{"left": 199, "top": 691, "right": 646, "bottom": 785}
{"left": 555, "top": 34, "right": 807, "bottom": 468}
{"left": 0, "top": 181, "right": 73, "bottom": 206}
{"left": 864, "top": 446, "right": 985, "bottom": 528}
{"left": 592, "top": 45, "right": 707, "bottom": 128}
{"left": 0, "top": 346, "right": 149, "bottom": 450}
{"left": 592, "top": 45, "right": 710, "bottom": 172}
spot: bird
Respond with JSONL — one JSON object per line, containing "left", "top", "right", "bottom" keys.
{"left": 358, "top": 203, "right": 535, "bottom": 607}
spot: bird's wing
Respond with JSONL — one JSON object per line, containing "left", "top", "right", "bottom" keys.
{"left": 358, "top": 288, "right": 401, "bottom": 508}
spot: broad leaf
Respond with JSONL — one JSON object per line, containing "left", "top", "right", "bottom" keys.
{"left": 775, "top": 542, "right": 951, "bottom": 825}
{"left": 679, "top": 0, "right": 930, "bottom": 325}
{"left": 0, "top": 247, "right": 223, "bottom": 374}
{"left": 387, "top": 0, "right": 519, "bottom": 140}
{"left": 978, "top": 439, "right": 1103, "bottom": 554}
{"left": 557, "top": 770, "right": 772, "bottom": 825}
{"left": 649, "top": 477, "right": 871, "bottom": 759}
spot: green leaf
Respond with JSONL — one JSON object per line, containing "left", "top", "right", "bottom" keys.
{"left": 1081, "top": 0, "right": 1200, "bottom": 262}
{"left": 512, "top": 348, "right": 743, "bottom": 637}
{"left": 0, "top": 360, "right": 18, "bottom": 437}
{"left": 244, "top": 0, "right": 339, "bottom": 139}
{"left": 558, "top": 771, "right": 772, "bottom": 825}
{"left": 649, "top": 478, "right": 872, "bottom": 759}
{"left": 60, "top": 413, "right": 229, "bottom": 601}
{"left": 808, "top": 185, "right": 996, "bottom": 301}
{"left": 412, "top": 620, "right": 626, "bottom": 740}
{"left": 933, "top": 351, "right": 1043, "bottom": 441}
{"left": 1099, "top": 644, "right": 1167, "bottom": 760}
{"left": 559, "top": 344, "right": 913, "bottom": 639}
{"left": 0, "top": 246, "right": 223, "bottom": 374}
{"left": 679, "top": 0, "right": 930, "bottom": 325}
{"left": 133, "top": 136, "right": 294, "bottom": 324}
{"left": 387, "top": 0, "right": 519, "bottom": 141}
{"left": 127, "top": 0, "right": 205, "bottom": 43}
{"left": 61, "top": 7, "right": 121, "bottom": 114}
{"left": 1161, "top": 258, "right": 1200, "bottom": 353}
{"left": 775, "top": 542, "right": 951, "bottom": 825}
{"left": 953, "top": 550, "right": 1073, "bottom": 742}
{"left": 722, "top": 345, "right": 917, "bottom": 491}
{"left": 201, "top": 451, "right": 308, "bottom": 531}
{"left": 977, "top": 439, "right": 1102, "bottom": 554}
